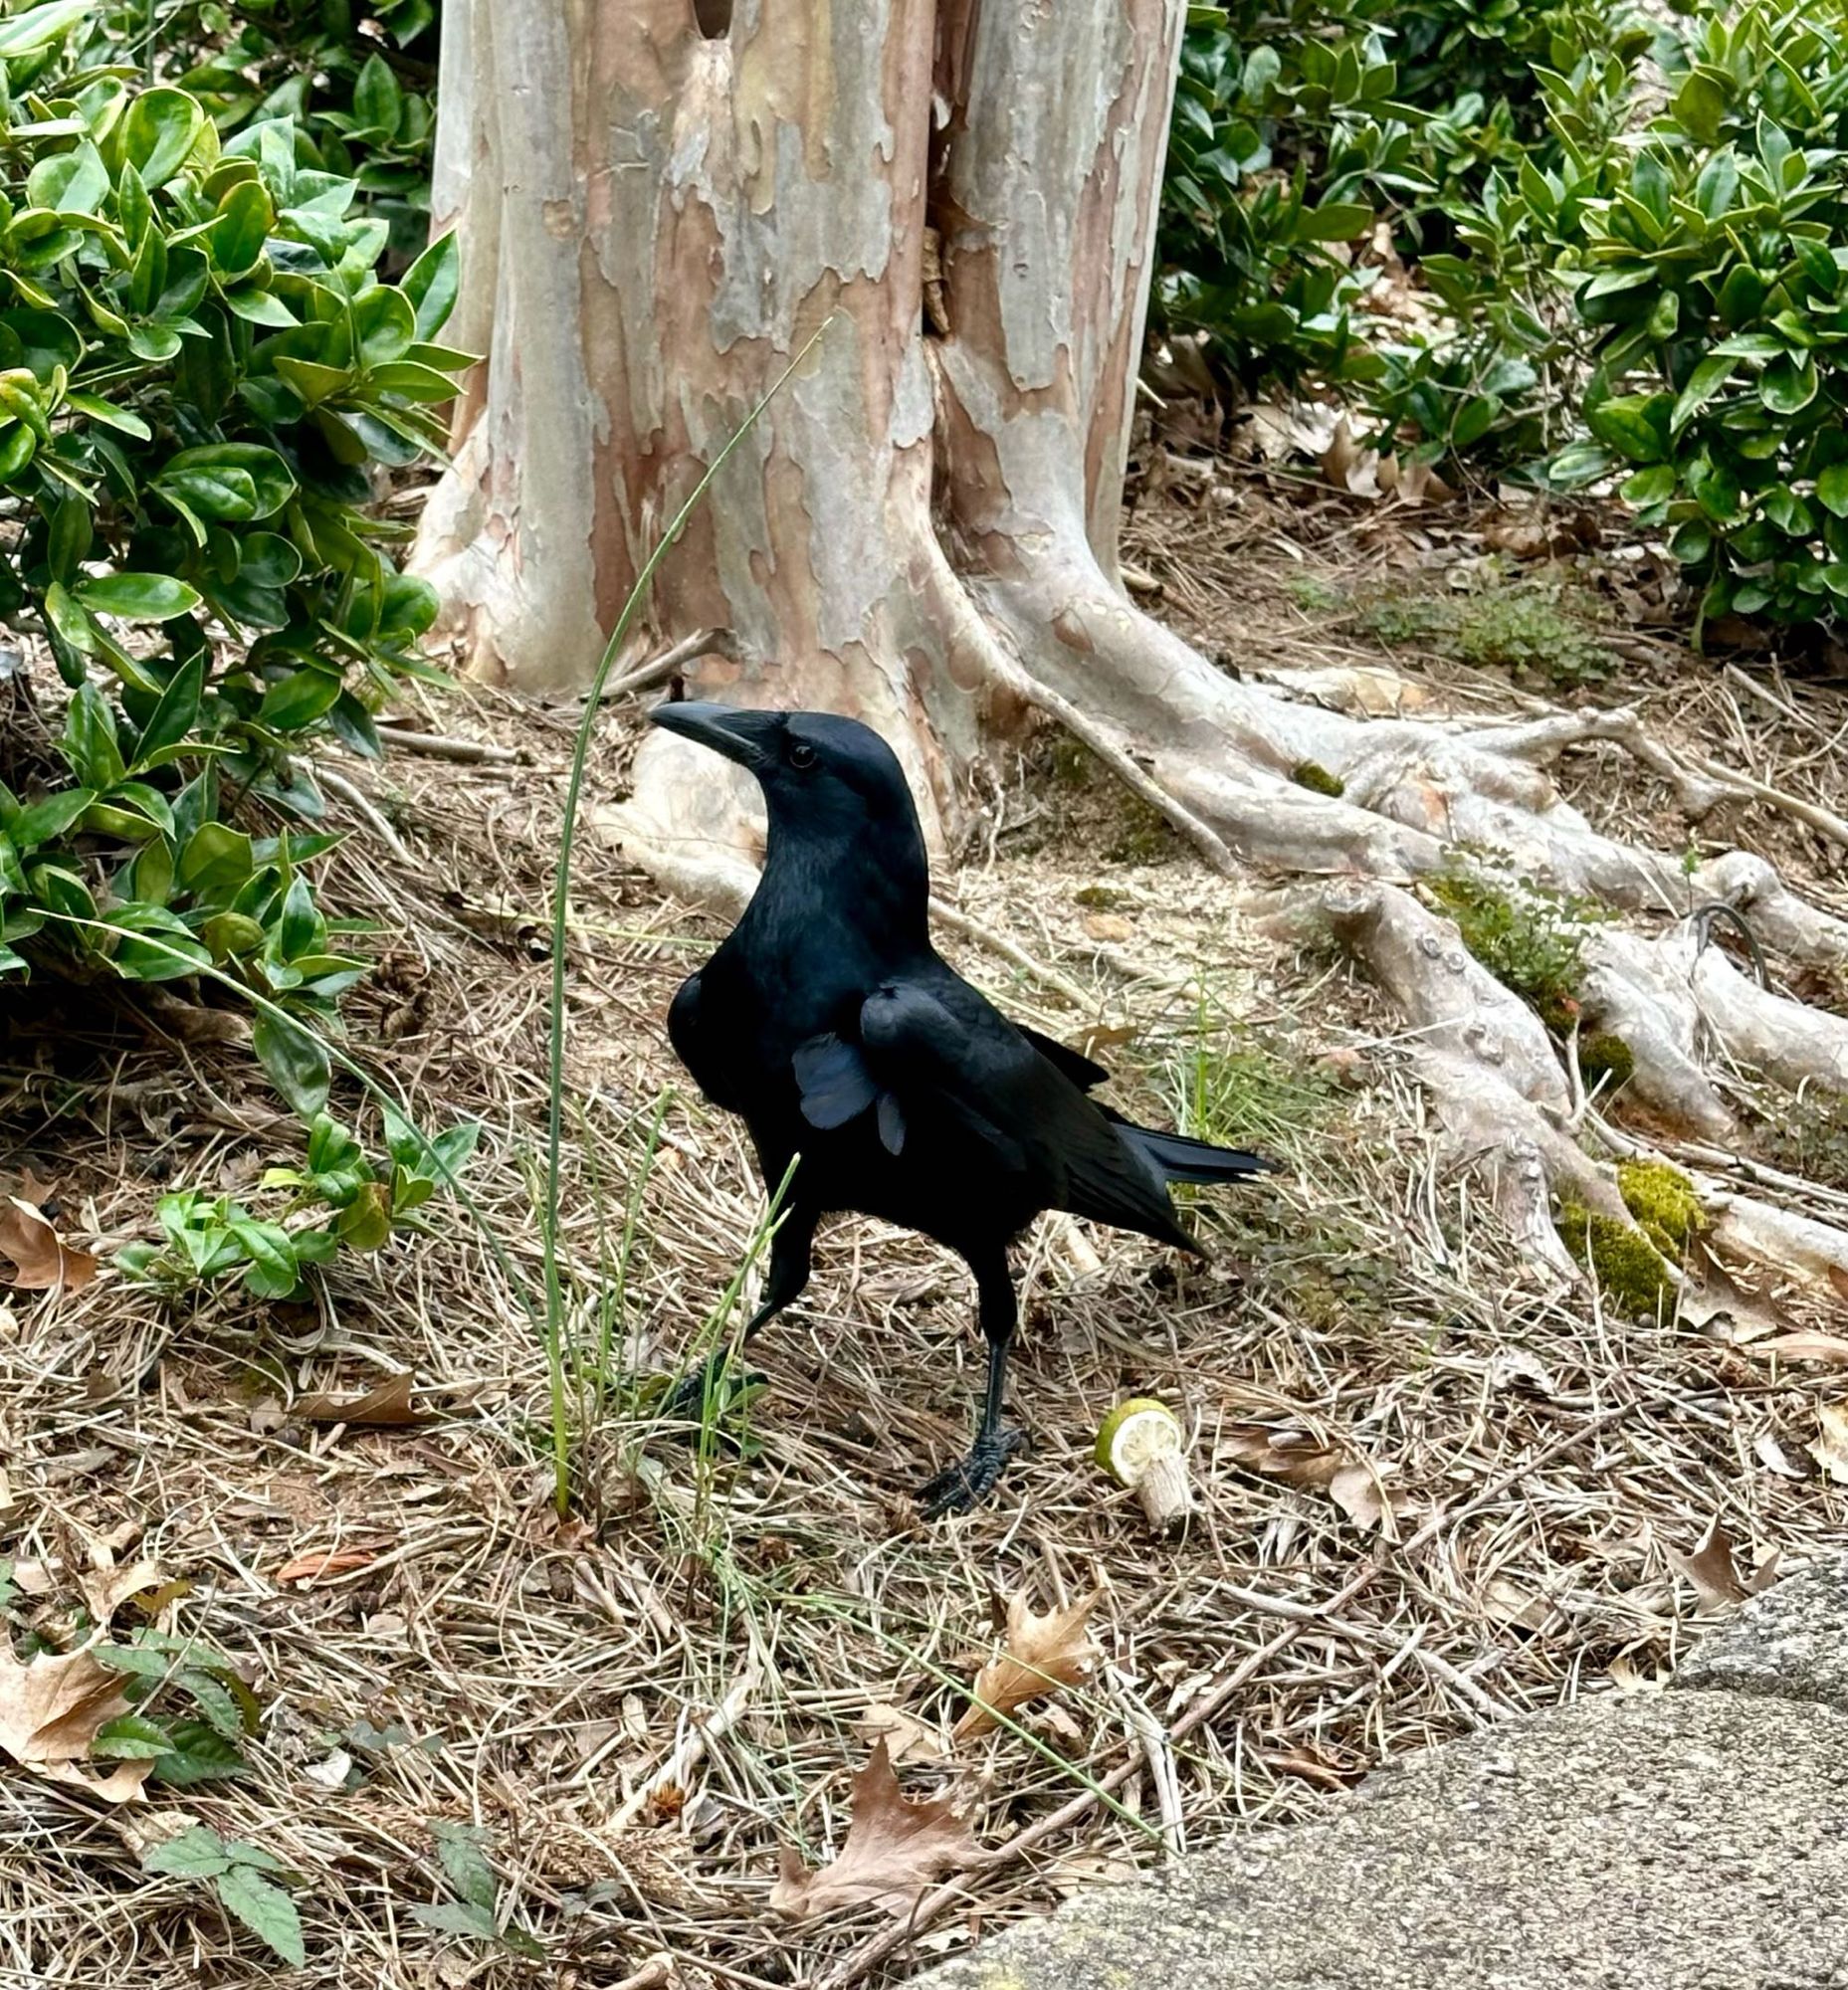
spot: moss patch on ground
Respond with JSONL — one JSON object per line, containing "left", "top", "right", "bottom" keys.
{"left": 1356, "top": 568, "right": 1611, "bottom": 688}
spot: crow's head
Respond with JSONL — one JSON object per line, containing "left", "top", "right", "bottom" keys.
{"left": 649, "top": 700, "right": 918, "bottom": 837}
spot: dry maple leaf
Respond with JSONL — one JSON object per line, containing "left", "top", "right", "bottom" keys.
{"left": 0, "top": 1642, "right": 149, "bottom": 1803}
{"left": 951, "top": 1590, "right": 1101, "bottom": 1741}
{"left": 1667, "top": 1516, "right": 1778, "bottom": 1613}
{"left": 769, "top": 1740, "right": 977, "bottom": 1921}
{"left": 295, "top": 1372, "right": 436, "bottom": 1427}
{"left": 0, "top": 1194, "right": 97, "bottom": 1294}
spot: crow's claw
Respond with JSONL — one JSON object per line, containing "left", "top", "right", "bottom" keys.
{"left": 658, "top": 1361, "right": 769, "bottom": 1430}
{"left": 917, "top": 1426, "right": 1030, "bottom": 1517}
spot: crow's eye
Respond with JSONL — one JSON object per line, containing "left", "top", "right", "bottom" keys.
{"left": 787, "top": 740, "right": 817, "bottom": 770}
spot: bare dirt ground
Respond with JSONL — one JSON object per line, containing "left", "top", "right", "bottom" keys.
{"left": 2, "top": 475, "right": 1845, "bottom": 1988}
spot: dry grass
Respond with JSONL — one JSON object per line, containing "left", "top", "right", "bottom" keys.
{"left": 2, "top": 487, "right": 1847, "bottom": 1988}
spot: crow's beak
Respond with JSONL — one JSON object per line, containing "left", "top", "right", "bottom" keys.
{"left": 648, "top": 699, "right": 770, "bottom": 771}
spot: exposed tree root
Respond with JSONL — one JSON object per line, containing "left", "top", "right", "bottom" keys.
{"left": 613, "top": 569, "right": 1848, "bottom": 1288}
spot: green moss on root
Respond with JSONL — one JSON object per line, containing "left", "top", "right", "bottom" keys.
{"left": 1578, "top": 1032, "right": 1635, "bottom": 1094}
{"left": 1616, "top": 1158, "right": 1704, "bottom": 1260}
{"left": 1290, "top": 760, "right": 1346, "bottom": 798}
{"left": 1556, "top": 1199, "right": 1676, "bottom": 1318}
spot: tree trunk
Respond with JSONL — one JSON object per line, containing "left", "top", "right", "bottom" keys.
{"left": 416, "top": 0, "right": 1848, "bottom": 1291}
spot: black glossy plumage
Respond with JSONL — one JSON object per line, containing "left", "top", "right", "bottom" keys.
{"left": 651, "top": 700, "right": 1273, "bottom": 1514}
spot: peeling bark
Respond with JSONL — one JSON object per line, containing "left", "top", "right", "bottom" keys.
{"left": 420, "top": 0, "right": 1848, "bottom": 1280}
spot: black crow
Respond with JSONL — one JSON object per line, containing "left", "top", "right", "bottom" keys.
{"left": 650, "top": 700, "right": 1272, "bottom": 1514}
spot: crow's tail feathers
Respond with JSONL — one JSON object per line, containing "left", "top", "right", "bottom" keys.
{"left": 1120, "top": 1121, "right": 1276, "bottom": 1186}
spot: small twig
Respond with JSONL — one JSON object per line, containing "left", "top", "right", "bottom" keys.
{"left": 1683, "top": 749, "right": 1848, "bottom": 851}
{"left": 609, "top": 1959, "right": 673, "bottom": 1990}
{"left": 609, "top": 624, "right": 736, "bottom": 701}
{"left": 314, "top": 765, "right": 415, "bottom": 864}
{"left": 608, "top": 1660, "right": 760, "bottom": 1832}
{"left": 928, "top": 896, "right": 1096, "bottom": 1011}
{"left": 1107, "top": 1666, "right": 1184, "bottom": 1857}
{"left": 1463, "top": 700, "right": 1848, "bottom": 848}
{"left": 374, "top": 726, "right": 519, "bottom": 765}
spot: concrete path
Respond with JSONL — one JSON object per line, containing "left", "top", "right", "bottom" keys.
{"left": 912, "top": 1558, "right": 1848, "bottom": 1990}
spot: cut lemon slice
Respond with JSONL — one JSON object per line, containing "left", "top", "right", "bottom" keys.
{"left": 1095, "top": 1397, "right": 1182, "bottom": 1487}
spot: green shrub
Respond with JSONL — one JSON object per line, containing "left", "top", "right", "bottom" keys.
{"left": 97, "top": 0, "right": 437, "bottom": 265}
{"left": 1156, "top": 2, "right": 1642, "bottom": 466}
{"left": 0, "top": 2, "right": 473, "bottom": 1270}
{"left": 1549, "top": 3, "right": 1848, "bottom": 630}
{"left": 1157, "top": 6, "right": 1404, "bottom": 391}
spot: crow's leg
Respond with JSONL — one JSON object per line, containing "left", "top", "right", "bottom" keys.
{"left": 918, "top": 1248, "right": 1030, "bottom": 1517}
{"left": 660, "top": 1201, "right": 816, "bottom": 1424}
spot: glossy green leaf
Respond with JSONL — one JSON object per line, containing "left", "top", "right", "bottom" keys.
{"left": 76, "top": 573, "right": 203, "bottom": 621}
{"left": 258, "top": 667, "right": 344, "bottom": 731}
{"left": 0, "top": 0, "right": 100, "bottom": 58}
{"left": 43, "top": 580, "right": 97, "bottom": 655}
{"left": 253, "top": 1010, "right": 330, "bottom": 1116}
{"left": 210, "top": 181, "right": 273, "bottom": 279}
{"left": 11, "top": 788, "right": 95, "bottom": 850}
{"left": 121, "top": 89, "right": 206, "bottom": 189}
{"left": 0, "top": 307, "right": 82, "bottom": 382}
{"left": 401, "top": 230, "right": 459, "bottom": 341}
{"left": 27, "top": 141, "right": 108, "bottom": 218}
{"left": 351, "top": 54, "right": 404, "bottom": 137}
{"left": 62, "top": 683, "right": 123, "bottom": 790}
{"left": 134, "top": 655, "right": 207, "bottom": 767}
{"left": 1817, "top": 463, "right": 1848, "bottom": 519}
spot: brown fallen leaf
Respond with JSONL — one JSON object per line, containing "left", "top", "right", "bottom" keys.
{"left": 1320, "top": 415, "right": 1379, "bottom": 498}
{"left": 854, "top": 1702, "right": 947, "bottom": 1768}
{"left": 1680, "top": 1240, "right": 1794, "bottom": 1342}
{"left": 1810, "top": 1404, "right": 1848, "bottom": 1486}
{"left": 952, "top": 1591, "right": 1101, "bottom": 1741}
{"left": 79, "top": 1559, "right": 166, "bottom": 1626}
{"left": 1480, "top": 1574, "right": 1557, "bottom": 1632}
{"left": 1607, "top": 1656, "right": 1668, "bottom": 1697}
{"left": 1218, "top": 1423, "right": 1343, "bottom": 1490}
{"left": 274, "top": 1545, "right": 384, "bottom": 1585}
{"left": 0, "top": 1193, "right": 97, "bottom": 1293}
{"left": 769, "top": 1741, "right": 977, "bottom": 1921}
{"left": 0, "top": 1641, "right": 150, "bottom": 1803}
{"left": 295, "top": 1372, "right": 437, "bottom": 1427}
{"left": 1667, "top": 1516, "right": 1778, "bottom": 1613}
{"left": 1328, "top": 1461, "right": 1413, "bottom": 1537}
{"left": 1753, "top": 1430, "right": 1813, "bottom": 1481}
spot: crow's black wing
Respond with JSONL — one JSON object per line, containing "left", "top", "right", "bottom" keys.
{"left": 1016, "top": 1026, "right": 1111, "bottom": 1093}
{"left": 851, "top": 981, "right": 1194, "bottom": 1249}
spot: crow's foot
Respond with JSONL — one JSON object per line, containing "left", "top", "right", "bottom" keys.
{"left": 657, "top": 1359, "right": 769, "bottom": 1430}
{"left": 917, "top": 1426, "right": 1030, "bottom": 1517}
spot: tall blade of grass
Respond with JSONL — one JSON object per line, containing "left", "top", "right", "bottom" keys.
{"left": 540, "top": 317, "right": 835, "bottom": 1512}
